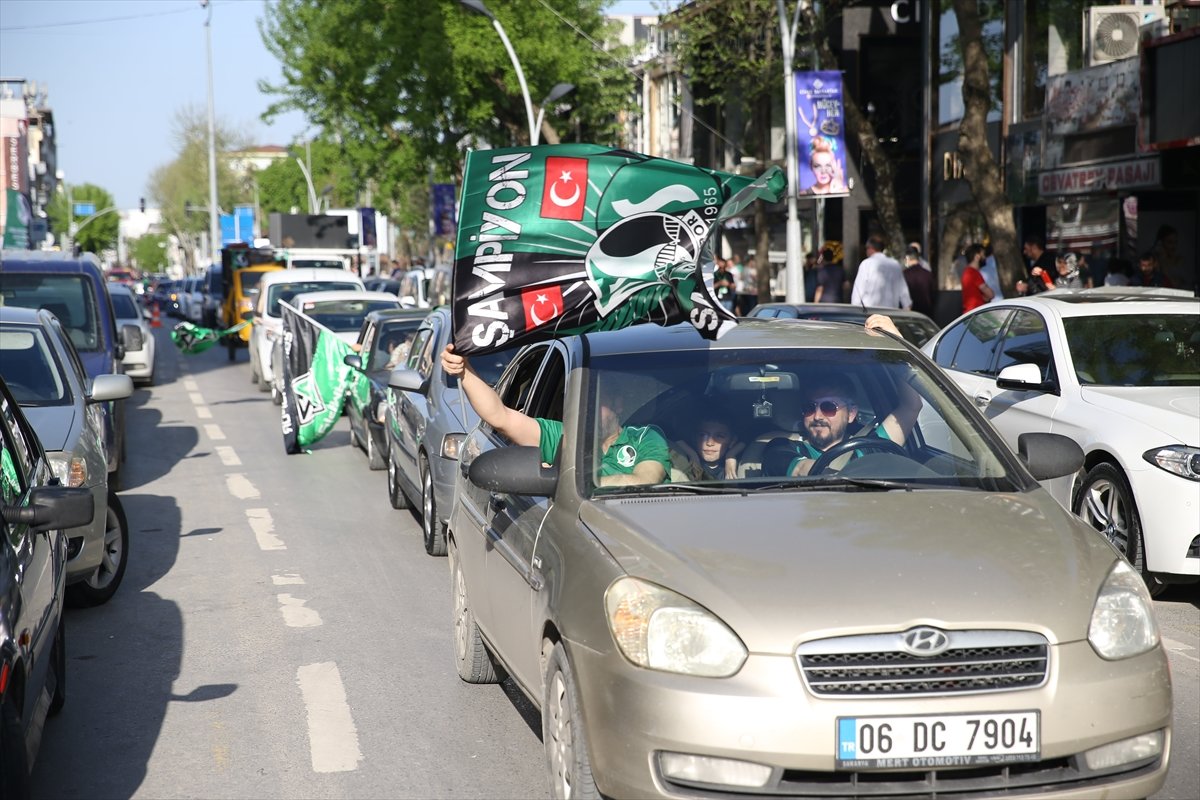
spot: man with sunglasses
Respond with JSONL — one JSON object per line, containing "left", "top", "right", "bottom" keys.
{"left": 780, "top": 314, "right": 922, "bottom": 477}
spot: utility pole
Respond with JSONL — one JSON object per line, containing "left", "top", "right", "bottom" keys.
{"left": 203, "top": 0, "right": 220, "bottom": 272}
{"left": 778, "top": 0, "right": 805, "bottom": 302}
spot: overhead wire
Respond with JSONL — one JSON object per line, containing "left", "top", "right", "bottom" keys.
{"left": 0, "top": 5, "right": 194, "bottom": 33}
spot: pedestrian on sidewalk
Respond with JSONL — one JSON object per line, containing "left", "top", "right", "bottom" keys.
{"left": 961, "top": 243, "right": 994, "bottom": 313}
{"left": 851, "top": 235, "right": 911, "bottom": 310}
{"left": 902, "top": 246, "right": 935, "bottom": 317}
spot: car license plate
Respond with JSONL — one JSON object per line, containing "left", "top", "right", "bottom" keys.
{"left": 835, "top": 712, "right": 1039, "bottom": 769}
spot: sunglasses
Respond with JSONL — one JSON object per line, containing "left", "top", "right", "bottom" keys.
{"left": 802, "top": 398, "right": 847, "bottom": 418}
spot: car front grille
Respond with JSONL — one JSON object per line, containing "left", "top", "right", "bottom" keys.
{"left": 797, "top": 629, "right": 1049, "bottom": 697}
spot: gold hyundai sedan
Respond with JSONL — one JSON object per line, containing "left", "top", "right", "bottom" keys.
{"left": 446, "top": 319, "right": 1171, "bottom": 800}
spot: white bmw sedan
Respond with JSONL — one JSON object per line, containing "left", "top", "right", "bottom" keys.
{"left": 922, "top": 289, "right": 1199, "bottom": 595}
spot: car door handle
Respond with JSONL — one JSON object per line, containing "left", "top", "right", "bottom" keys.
{"left": 973, "top": 391, "right": 991, "bottom": 408}
{"left": 488, "top": 494, "right": 506, "bottom": 513}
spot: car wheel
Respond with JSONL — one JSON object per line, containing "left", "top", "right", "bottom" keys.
{"left": 0, "top": 700, "right": 29, "bottom": 800}
{"left": 421, "top": 456, "right": 447, "bottom": 556}
{"left": 67, "top": 491, "right": 130, "bottom": 607}
{"left": 543, "top": 642, "right": 600, "bottom": 800}
{"left": 49, "top": 613, "right": 66, "bottom": 716}
{"left": 387, "top": 452, "right": 409, "bottom": 510}
{"left": 271, "top": 382, "right": 283, "bottom": 406}
{"left": 1074, "top": 463, "right": 1167, "bottom": 597}
{"left": 227, "top": 341, "right": 237, "bottom": 362}
{"left": 450, "top": 538, "right": 499, "bottom": 684}
{"left": 366, "top": 427, "right": 385, "bottom": 471}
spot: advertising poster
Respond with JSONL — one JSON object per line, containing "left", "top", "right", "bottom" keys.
{"left": 794, "top": 71, "right": 850, "bottom": 197}
{"left": 431, "top": 183, "right": 457, "bottom": 237}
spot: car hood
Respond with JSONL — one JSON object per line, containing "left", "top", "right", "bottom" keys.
{"left": 581, "top": 490, "right": 1117, "bottom": 653}
{"left": 1079, "top": 385, "right": 1199, "bottom": 443}
{"left": 21, "top": 405, "right": 78, "bottom": 453}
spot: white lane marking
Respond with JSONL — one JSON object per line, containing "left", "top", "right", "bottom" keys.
{"left": 1162, "top": 636, "right": 1200, "bottom": 664}
{"left": 189, "top": 392, "right": 205, "bottom": 405}
{"left": 215, "top": 446, "right": 241, "bottom": 466}
{"left": 272, "top": 573, "right": 304, "bottom": 585}
{"left": 225, "top": 473, "right": 260, "bottom": 500}
{"left": 204, "top": 424, "right": 226, "bottom": 441}
{"left": 183, "top": 378, "right": 198, "bottom": 391}
{"left": 246, "top": 508, "right": 285, "bottom": 551}
{"left": 277, "top": 594, "right": 323, "bottom": 628}
{"left": 296, "top": 663, "right": 363, "bottom": 773}
{"left": 196, "top": 406, "right": 212, "bottom": 419}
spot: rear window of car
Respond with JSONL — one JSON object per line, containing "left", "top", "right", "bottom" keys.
{"left": 0, "top": 325, "right": 71, "bottom": 406}
{"left": 268, "top": 282, "right": 361, "bottom": 317}
{"left": 110, "top": 292, "right": 140, "bottom": 319}
{"left": 1, "top": 273, "right": 103, "bottom": 352}
{"left": 302, "top": 299, "right": 399, "bottom": 332}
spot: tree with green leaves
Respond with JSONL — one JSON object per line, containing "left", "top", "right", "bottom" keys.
{"left": 128, "top": 233, "right": 170, "bottom": 272}
{"left": 45, "top": 183, "right": 118, "bottom": 256}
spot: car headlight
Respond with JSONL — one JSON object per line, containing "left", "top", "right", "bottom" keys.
{"left": 1088, "top": 560, "right": 1159, "bottom": 660}
{"left": 47, "top": 453, "right": 87, "bottom": 488}
{"left": 441, "top": 433, "right": 465, "bottom": 460}
{"left": 1143, "top": 445, "right": 1200, "bottom": 480}
{"left": 605, "top": 576, "right": 747, "bottom": 677}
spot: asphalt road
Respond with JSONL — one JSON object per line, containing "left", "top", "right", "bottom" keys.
{"left": 28, "top": 325, "right": 1200, "bottom": 799}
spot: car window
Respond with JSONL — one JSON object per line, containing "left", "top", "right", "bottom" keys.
{"left": 497, "top": 345, "right": 549, "bottom": 417}
{"left": 110, "top": 292, "right": 139, "bottom": 319}
{"left": 0, "top": 326, "right": 71, "bottom": 405}
{"left": 947, "top": 309, "right": 1011, "bottom": 376}
{"left": 1063, "top": 313, "right": 1200, "bottom": 387}
{"left": 1, "top": 273, "right": 103, "bottom": 352}
{"left": 267, "top": 282, "right": 361, "bottom": 317}
{"left": 404, "top": 327, "right": 433, "bottom": 373}
{"left": 300, "top": 299, "right": 399, "bottom": 333}
{"left": 0, "top": 389, "right": 33, "bottom": 511}
{"left": 995, "top": 310, "right": 1056, "bottom": 383}
{"left": 373, "top": 320, "right": 422, "bottom": 371}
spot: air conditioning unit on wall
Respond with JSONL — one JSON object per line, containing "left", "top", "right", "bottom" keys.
{"left": 1086, "top": 4, "right": 1167, "bottom": 67}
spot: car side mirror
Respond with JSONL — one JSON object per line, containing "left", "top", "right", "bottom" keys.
{"left": 1, "top": 485, "right": 94, "bottom": 533}
{"left": 388, "top": 367, "right": 427, "bottom": 394}
{"left": 122, "top": 323, "right": 144, "bottom": 352}
{"left": 468, "top": 446, "right": 558, "bottom": 496}
{"left": 996, "top": 363, "right": 1055, "bottom": 393}
{"left": 89, "top": 374, "right": 134, "bottom": 403}
{"left": 1017, "top": 432, "right": 1083, "bottom": 480}
{"left": 343, "top": 353, "right": 364, "bottom": 371}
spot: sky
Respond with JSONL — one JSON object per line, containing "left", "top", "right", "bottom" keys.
{"left": 0, "top": 0, "right": 660, "bottom": 211}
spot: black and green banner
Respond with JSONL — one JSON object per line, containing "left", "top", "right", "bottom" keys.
{"left": 451, "top": 144, "right": 785, "bottom": 356}
{"left": 279, "top": 302, "right": 361, "bottom": 454}
{"left": 170, "top": 320, "right": 250, "bottom": 354}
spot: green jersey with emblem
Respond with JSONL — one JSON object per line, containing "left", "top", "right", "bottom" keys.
{"left": 535, "top": 418, "right": 671, "bottom": 480}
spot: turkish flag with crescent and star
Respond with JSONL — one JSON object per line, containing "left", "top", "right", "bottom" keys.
{"left": 521, "top": 285, "right": 564, "bottom": 329}
{"left": 540, "top": 156, "right": 588, "bottom": 220}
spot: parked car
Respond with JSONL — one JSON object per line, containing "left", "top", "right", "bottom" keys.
{"left": 0, "top": 250, "right": 140, "bottom": 488}
{"left": 447, "top": 318, "right": 1170, "bottom": 800}
{"left": 747, "top": 302, "right": 941, "bottom": 346}
{"left": 249, "top": 268, "right": 363, "bottom": 396}
{"left": 342, "top": 308, "right": 428, "bottom": 469}
{"left": 385, "top": 307, "right": 517, "bottom": 555}
{"left": 0, "top": 306, "right": 133, "bottom": 606}
{"left": 0, "top": 376, "right": 94, "bottom": 799}
{"left": 922, "top": 290, "right": 1200, "bottom": 595}
{"left": 108, "top": 282, "right": 155, "bottom": 386}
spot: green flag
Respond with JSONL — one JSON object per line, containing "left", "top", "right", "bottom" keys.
{"left": 170, "top": 320, "right": 249, "bottom": 354}
{"left": 279, "top": 303, "right": 362, "bottom": 453}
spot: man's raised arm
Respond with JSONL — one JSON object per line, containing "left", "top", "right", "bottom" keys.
{"left": 440, "top": 345, "right": 541, "bottom": 448}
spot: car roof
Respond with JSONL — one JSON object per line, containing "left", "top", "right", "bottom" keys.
{"left": 1, "top": 250, "right": 104, "bottom": 273}
{"left": 983, "top": 293, "right": 1199, "bottom": 319}
{"left": 578, "top": 317, "right": 910, "bottom": 358}
{"left": 259, "top": 268, "right": 361, "bottom": 287}
{"left": 751, "top": 302, "right": 936, "bottom": 321}
{"left": 291, "top": 290, "right": 400, "bottom": 304}
{"left": 106, "top": 283, "right": 136, "bottom": 297}
{"left": 0, "top": 305, "right": 51, "bottom": 325}
{"left": 365, "top": 308, "right": 428, "bottom": 324}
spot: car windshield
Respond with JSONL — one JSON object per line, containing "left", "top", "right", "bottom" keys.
{"left": 369, "top": 319, "right": 425, "bottom": 370}
{"left": 302, "top": 299, "right": 398, "bottom": 332}
{"left": 110, "top": 292, "right": 139, "bottom": 319}
{"left": 236, "top": 270, "right": 267, "bottom": 298}
{"left": 268, "top": 282, "right": 361, "bottom": 317}
{"left": 1063, "top": 314, "right": 1199, "bottom": 387}
{"left": 581, "top": 347, "right": 1018, "bottom": 498}
{"left": 0, "top": 273, "right": 103, "bottom": 352}
{"left": 0, "top": 325, "right": 71, "bottom": 406}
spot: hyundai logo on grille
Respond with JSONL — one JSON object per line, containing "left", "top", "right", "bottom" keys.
{"left": 902, "top": 627, "right": 950, "bottom": 656}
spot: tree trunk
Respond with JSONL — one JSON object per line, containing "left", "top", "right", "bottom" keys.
{"left": 952, "top": 0, "right": 1023, "bottom": 290}
{"left": 755, "top": 93, "right": 774, "bottom": 304}
{"left": 800, "top": 0, "right": 905, "bottom": 257}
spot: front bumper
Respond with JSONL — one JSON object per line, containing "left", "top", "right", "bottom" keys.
{"left": 569, "top": 638, "right": 1172, "bottom": 799}
{"left": 65, "top": 482, "right": 107, "bottom": 584}
{"left": 1128, "top": 463, "right": 1200, "bottom": 578}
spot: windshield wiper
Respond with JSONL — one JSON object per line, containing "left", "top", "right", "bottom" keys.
{"left": 749, "top": 476, "right": 918, "bottom": 492}
{"left": 600, "top": 483, "right": 749, "bottom": 497}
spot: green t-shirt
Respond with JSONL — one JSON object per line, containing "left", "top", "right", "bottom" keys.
{"left": 786, "top": 424, "right": 892, "bottom": 475}
{"left": 534, "top": 418, "right": 671, "bottom": 480}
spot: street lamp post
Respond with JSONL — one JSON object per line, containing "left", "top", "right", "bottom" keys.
{"left": 534, "top": 83, "right": 575, "bottom": 145}
{"left": 295, "top": 156, "right": 318, "bottom": 213}
{"left": 777, "top": 0, "right": 806, "bottom": 303}
{"left": 202, "top": 0, "right": 220, "bottom": 271}
{"left": 459, "top": 0, "right": 537, "bottom": 145}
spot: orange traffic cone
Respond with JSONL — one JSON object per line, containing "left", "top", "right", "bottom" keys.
{"left": 150, "top": 303, "right": 162, "bottom": 328}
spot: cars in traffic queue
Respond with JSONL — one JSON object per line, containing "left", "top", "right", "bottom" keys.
{"left": 922, "top": 289, "right": 1200, "bottom": 596}
{"left": 0, "top": 307, "right": 133, "bottom": 607}
{"left": 398, "top": 266, "right": 452, "bottom": 310}
{"left": 0, "top": 251, "right": 141, "bottom": 489}
{"left": 447, "top": 318, "right": 1172, "bottom": 800}
{"left": 747, "top": 302, "right": 941, "bottom": 346}
{"left": 108, "top": 282, "right": 155, "bottom": 386}
{"left": 363, "top": 276, "right": 402, "bottom": 296}
{"left": 386, "top": 307, "right": 517, "bottom": 556}
{"left": 177, "top": 275, "right": 206, "bottom": 324}
{"left": 342, "top": 308, "right": 428, "bottom": 469}
{"left": 201, "top": 264, "right": 223, "bottom": 327}
{"left": 0, "top": 376, "right": 95, "bottom": 798}
{"left": 220, "top": 263, "right": 284, "bottom": 362}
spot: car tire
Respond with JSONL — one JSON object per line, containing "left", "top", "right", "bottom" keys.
{"left": 271, "top": 382, "right": 283, "bottom": 406}
{"left": 49, "top": 612, "right": 66, "bottom": 716}
{"left": 66, "top": 491, "right": 130, "bottom": 607}
{"left": 227, "top": 341, "right": 237, "bottom": 362}
{"left": 543, "top": 642, "right": 600, "bottom": 800}
{"left": 0, "top": 700, "right": 30, "bottom": 800}
{"left": 387, "top": 452, "right": 409, "bottom": 510}
{"left": 450, "top": 538, "right": 499, "bottom": 684}
{"left": 1074, "top": 462, "right": 1166, "bottom": 597}
{"left": 366, "top": 427, "right": 385, "bottom": 471}
{"left": 421, "top": 456, "right": 446, "bottom": 556}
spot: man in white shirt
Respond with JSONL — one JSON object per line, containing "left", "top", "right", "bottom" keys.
{"left": 851, "top": 235, "right": 911, "bottom": 309}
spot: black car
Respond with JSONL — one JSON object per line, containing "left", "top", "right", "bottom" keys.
{"left": 746, "top": 302, "right": 941, "bottom": 346}
{"left": 343, "top": 308, "right": 430, "bottom": 469}
{"left": 0, "top": 377, "right": 94, "bottom": 798}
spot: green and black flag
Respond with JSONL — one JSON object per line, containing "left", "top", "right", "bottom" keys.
{"left": 279, "top": 302, "right": 361, "bottom": 454}
{"left": 451, "top": 144, "right": 786, "bottom": 356}
{"left": 170, "top": 321, "right": 249, "bottom": 354}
